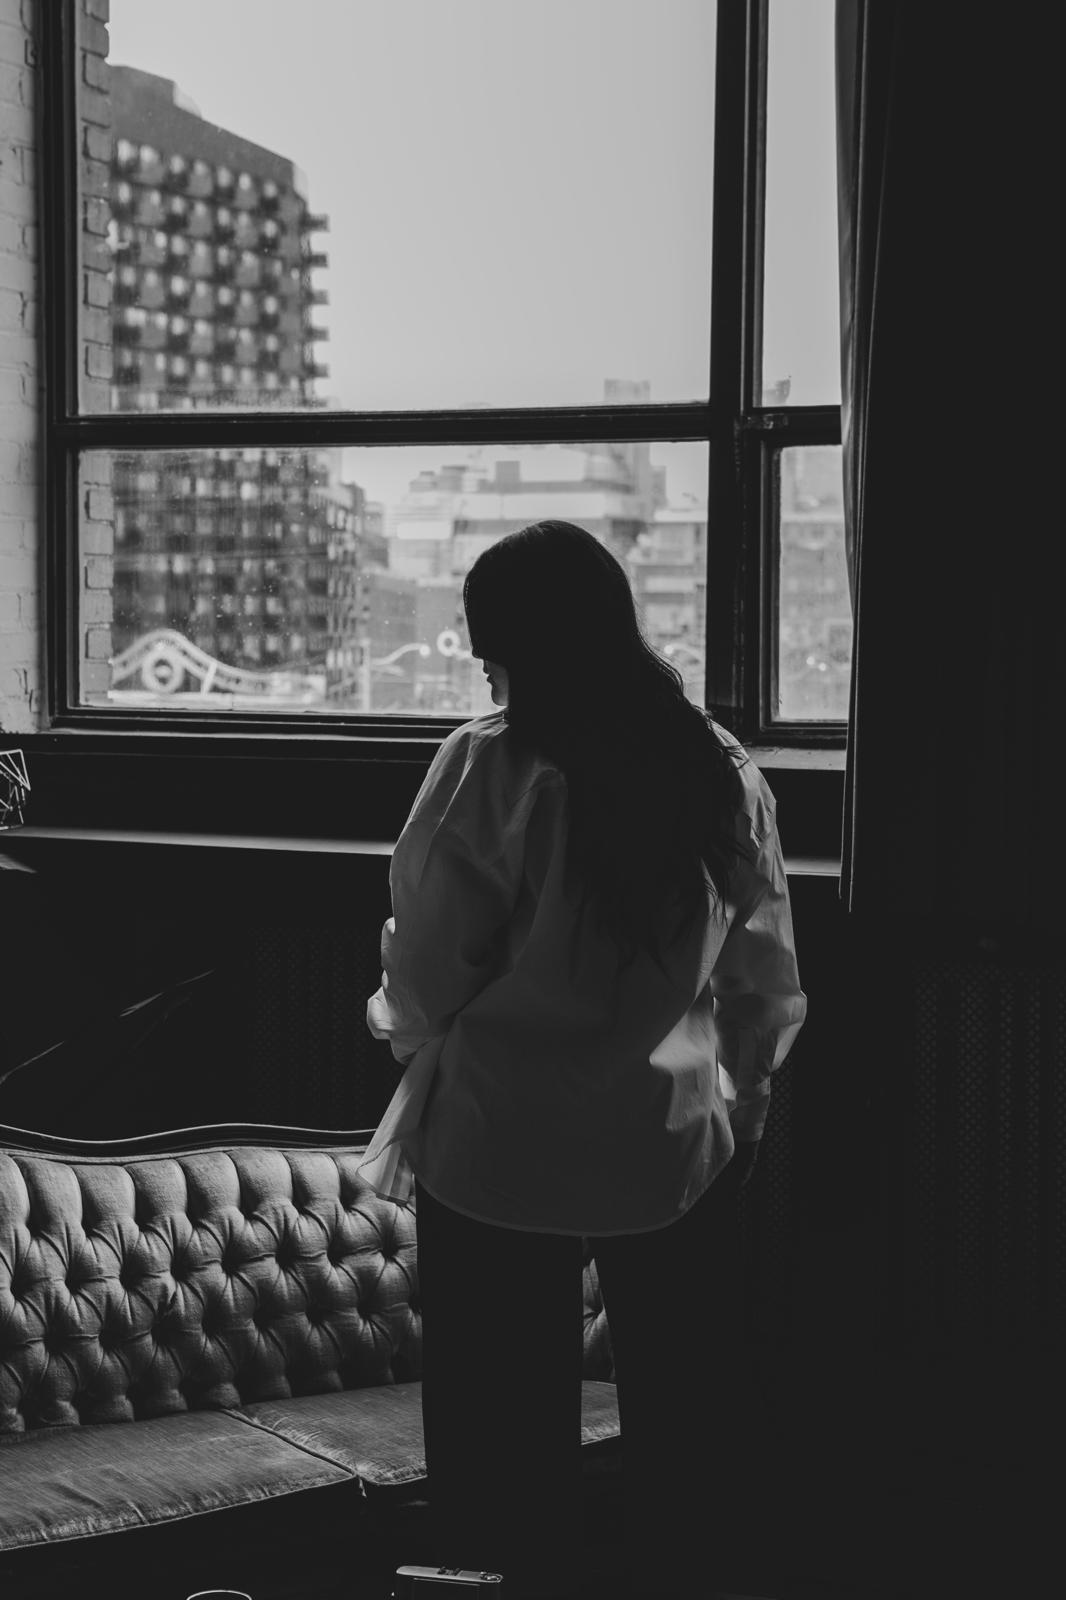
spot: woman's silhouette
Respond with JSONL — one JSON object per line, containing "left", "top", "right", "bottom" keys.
{"left": 359, "top": 521, "right": 806, "bottom": 1599}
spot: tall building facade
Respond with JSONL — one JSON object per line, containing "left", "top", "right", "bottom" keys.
{"left": 372, "top": 417, "right": 707, "bottom": 712}
{"left": 105, "top": 67, "right": 362, "bottom": 705}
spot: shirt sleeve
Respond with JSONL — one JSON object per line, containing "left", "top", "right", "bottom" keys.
{"left": 366, "top": 743, "right": 536, "bottom": 1066}
{"left": 708, "top": 805, "right": 807, "bottom": 1141}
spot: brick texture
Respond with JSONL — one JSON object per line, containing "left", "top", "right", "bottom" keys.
{"left": 0, "top": 0, "right": 38, "bottom": 732}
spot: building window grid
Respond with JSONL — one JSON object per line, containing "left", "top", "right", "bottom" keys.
{"left": 43, "top": 0, "right": 841, "bottom": 745}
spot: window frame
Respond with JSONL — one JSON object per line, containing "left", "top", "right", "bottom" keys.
{"left": 750, "top": 410, "right": 845, "bottom": 741}
{"left": 38, "top": 0, "right": 845, "bottom": 766}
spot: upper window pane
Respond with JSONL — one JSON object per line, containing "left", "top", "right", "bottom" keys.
{"left": 79, "top": 0, "right": 716, "bottom": 415}
{"left": 761, "top": 0, "right": 841, "bottom": 407}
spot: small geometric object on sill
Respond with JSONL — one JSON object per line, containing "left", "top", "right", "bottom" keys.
{"left": 0, "top": 748, "right": 30, "bottom": 830}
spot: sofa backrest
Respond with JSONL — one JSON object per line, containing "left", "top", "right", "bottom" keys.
{"left": 0, "top": 1138, "right": 420, "bottom": 1436}
{"left": 0, "top": 1129, "right": 615, "bottom": 1437}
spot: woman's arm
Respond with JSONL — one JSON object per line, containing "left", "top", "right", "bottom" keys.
{"left": 366, "top": 816, "right": 520, "bottom": 1064}
{"left": 708, "top": 809, "right": 807, "bottom": 1141}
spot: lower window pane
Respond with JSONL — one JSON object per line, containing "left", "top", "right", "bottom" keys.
{"left": 78, "top": 441, "right": 709, "bottom": 715}
{"left": 776, "top": 445, "right": 851, "bottom": 721}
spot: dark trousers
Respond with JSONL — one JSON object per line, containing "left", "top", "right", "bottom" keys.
{"left": 414, "top": 1166, "right": 743, "bottom": 1594}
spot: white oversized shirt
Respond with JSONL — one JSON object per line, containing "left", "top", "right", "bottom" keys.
{"left": 357, "top": 710, "right": 806, "bottom": 1236}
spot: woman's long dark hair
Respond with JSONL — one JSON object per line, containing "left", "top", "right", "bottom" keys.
{"left": 462, "top": 520, "right": 754, "bottom": 976}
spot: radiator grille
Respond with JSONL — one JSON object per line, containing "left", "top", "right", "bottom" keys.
{"left": 247, "top": 927, "right": 394, "bottom": 1129}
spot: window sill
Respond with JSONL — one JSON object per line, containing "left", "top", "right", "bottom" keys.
{"left": 7, "top": 825, "right": 393, "bottom": 856}
{"left": 12, "top": 728, "right": 845, "bottom": 858}
{"left": 746, "top": 745, "right": 846, "bottom": 771}
{"left": 3, "top": 825, "right": 841, "bottom": 878}
{"left": 30, "top": 725, "right": 847, "bottom": 763}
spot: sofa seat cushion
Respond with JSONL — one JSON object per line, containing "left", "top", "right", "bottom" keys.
{"left": 0, "top": 1408, "right": 354, "bottom": 1552}
{"left": 237, "top": 1378, "right": 622, "bottom": 1497}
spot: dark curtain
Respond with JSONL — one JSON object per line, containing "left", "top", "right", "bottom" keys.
{"left": 834, "top": 7, "right": 1063, "bottom": 1372}
{"left": 834, "top": 3, "right": 1059, "bottom": 943}
{"left": 834, "top": 0, "right": 895, "bottom": 918}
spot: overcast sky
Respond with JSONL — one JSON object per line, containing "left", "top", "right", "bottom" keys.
{"left": 108, "top": 0, "right": 839, "bottom": 506}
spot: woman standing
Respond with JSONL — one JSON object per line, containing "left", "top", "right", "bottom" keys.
{"left": 359, "top": 521, "right": 806, "bottom": 1599}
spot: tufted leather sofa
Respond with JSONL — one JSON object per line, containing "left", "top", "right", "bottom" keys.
{"left": 0, "top": 1121, "right": 619, "bottom": 1592}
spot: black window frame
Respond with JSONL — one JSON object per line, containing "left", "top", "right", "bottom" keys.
{"left": 36, "top": 0, "right": 845, "bottom": 800}
{"left": 750, "top": 412, "right": 846, "bottom": 738}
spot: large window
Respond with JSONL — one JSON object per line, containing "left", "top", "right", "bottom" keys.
{"left": 44, "top": 0, "right": 844, "bottom": 742}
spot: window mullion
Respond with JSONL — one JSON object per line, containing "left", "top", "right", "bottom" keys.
{"left": 739, "top": 405, "right": 843, "bottom": 446}
{"left": 39, "top": 0, "right": 79, "bottom": 430}
{"left": 706, "top": 0, "right": 767, "bottom": 737}
{"left": 54, "top": 402, "right": 724, "bottom": 454}
{"left": 39, "top": 0, "right": 81, "bottom": 720}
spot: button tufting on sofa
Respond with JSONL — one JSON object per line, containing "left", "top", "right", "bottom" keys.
{"left": 0, "top": 1125, "right": 619, "bottom": 1568}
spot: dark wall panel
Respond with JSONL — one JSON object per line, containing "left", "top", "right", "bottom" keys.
{"left": 3, "top": 836, "right": 1061, "bottom": 1358}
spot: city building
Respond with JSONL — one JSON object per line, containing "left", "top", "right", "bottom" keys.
{"left": 375, "top": 436, "right": 656, "bottom": 704}
{"left": 626, "top": 508, "right": 708, "bottom": 704}
{"left": 108, "top": 64, "right": 327, "bottom": 413}
{"left": 104, "top": 66, "right": 368, "bottom": 707}
{"left": 360, "top": 391, "right": 713, "bottom": 711}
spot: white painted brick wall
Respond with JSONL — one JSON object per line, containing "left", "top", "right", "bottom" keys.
{"left": 0, "top": 0, "right": 38, "bottom": 731}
